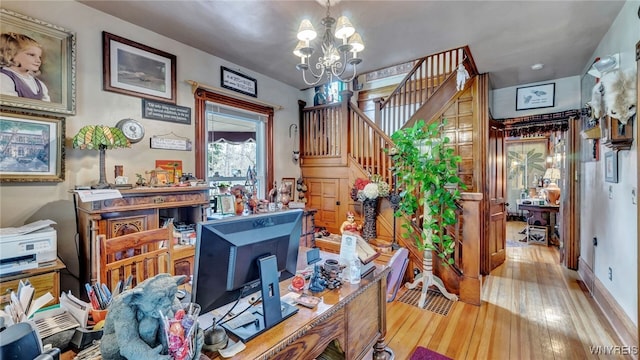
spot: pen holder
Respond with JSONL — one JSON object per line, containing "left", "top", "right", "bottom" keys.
{"left": 90, "top": 308, "right": 109, "bottom": 324}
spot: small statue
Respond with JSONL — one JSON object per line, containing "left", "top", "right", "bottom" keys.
{"left": 308, "top": 264, "right": 327, "bottom": 293}
{"left": 268, "top": 181, "right": 278, "bottom": 203}
{"left": 340, "top": 211, "right": 362, "bottom": 235}
{"left": 100, "top": 274, "right": 203, "bottom": 360}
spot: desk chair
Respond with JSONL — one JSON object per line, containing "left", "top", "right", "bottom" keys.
{"left": 98, "top": 226, "right": 173, "bottom": 290}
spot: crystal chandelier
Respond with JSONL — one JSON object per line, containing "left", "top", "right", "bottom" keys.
{"left": 293, "top": 0, "right": 364, "bottom": 86}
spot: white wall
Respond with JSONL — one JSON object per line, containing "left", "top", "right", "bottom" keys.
{"left": 579, "top": 0, "right": 638, "bottom": 326}
{"left": 491, "top": 76, "right": 581, "bottom": 119}
{"left": 0, "top": 1, "right": 303, "bottom": 230}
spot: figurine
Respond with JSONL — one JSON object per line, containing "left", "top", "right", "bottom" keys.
{"left": 340, "top": 211, "right": 362, "bottom": 235}
{"left": 308, "top": 264, "right": 327, "bottom": 293}
{"left": 100, "top": 274, "right": 203, "bottom": 360}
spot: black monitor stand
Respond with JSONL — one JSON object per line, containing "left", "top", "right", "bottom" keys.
{"left": 222, "top": 255, "right": 298, "bottom": 343}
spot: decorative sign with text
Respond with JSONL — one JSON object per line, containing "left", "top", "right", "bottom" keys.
{"left": 221, "top": 66, "right": 257, "bottom": 97}
{"left": 150, "top": 135, "right": 192, "bottom": 151}
{"left": 142, "top": 99, "right": 191, "bottom": 124}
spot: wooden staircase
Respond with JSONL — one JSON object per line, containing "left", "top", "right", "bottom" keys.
{"left": 299, "top": 46, "right": 483, "bottom": 305}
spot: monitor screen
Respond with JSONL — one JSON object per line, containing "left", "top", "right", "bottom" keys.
{"left": 192, "top": 209, "right": 303, "bottom": 315}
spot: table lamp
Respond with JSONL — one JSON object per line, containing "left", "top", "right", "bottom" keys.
{"left": 72, "top": 125, "right": 130, "bottom": 189}
{"left": 543, "top": 168, "right": 561, "bottom": 204}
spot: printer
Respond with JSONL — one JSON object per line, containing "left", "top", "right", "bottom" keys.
{"left": 0, "top": 225, "right": 57, "bottom": 276}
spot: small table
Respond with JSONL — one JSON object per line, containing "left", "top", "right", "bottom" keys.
{"left": 518, "top": 203, "right": 560, "bottom": 245}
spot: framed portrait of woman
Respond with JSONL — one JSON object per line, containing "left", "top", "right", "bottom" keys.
{"left": 0, "top": 9, "right": 76, "bottom": 115}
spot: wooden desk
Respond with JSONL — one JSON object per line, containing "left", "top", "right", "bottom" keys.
{"left": 205, "top": 250, "right": 393, "bottom": 360}
{"left": 62, "top": 250, "right": 393, "bottom": 360}
{"left": 517, "top": 203, "right": 559, "bottom": 226}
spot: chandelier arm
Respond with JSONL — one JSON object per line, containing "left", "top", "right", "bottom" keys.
{"left": 302, "top": 67, "right": 324, "bottom": 86}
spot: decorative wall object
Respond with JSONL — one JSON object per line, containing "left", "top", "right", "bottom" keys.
{"left": 103, "top": 32, "right": 177, "bottom": 104}
{"left": 0, "top": 111, "right": 65, "bottom": 182}
{"left": 149, "top": 133, "right": 192, "bottom": 151}
{"left": 516, "top": 83, "right": 555, "bottom": 111}
{"left": 604, "top": 151, "right": 618, "bottom": 183}
{"left": 220, "top": 66, "right": 257, "bottom": 97}
{"left": 0, "top": 9, "right": 76, "bottom": 115}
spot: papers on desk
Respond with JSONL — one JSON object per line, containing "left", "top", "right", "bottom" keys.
{"left": 75, "top": 189, "right": 122, "bottom": 202}
{"left": 4, "top": 280, "right": 54, "bottom": 324}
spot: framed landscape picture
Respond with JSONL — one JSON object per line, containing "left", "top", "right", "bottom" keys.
{"left": 103, "top": 32, "right": 177, "bottom": 104}
{"left": 0, "top": 9, "right": 76, "bottom": 115}
{"left": 0, "top": 111, "right": 65, "bottom": 182}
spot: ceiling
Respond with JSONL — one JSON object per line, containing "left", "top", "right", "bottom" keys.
{"left": 80, "top": 0, "right": 626, "bottom": 90}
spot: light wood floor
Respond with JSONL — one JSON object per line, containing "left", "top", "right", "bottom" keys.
{"left": 385, "top": 224, "right": 625, "bottom": 360}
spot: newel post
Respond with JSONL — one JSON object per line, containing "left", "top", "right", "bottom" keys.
{"left": 459, "top": 192, "right": 483, "bottom": 306}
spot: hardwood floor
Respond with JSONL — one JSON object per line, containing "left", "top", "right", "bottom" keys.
{"left": 385, "top": 233, "right": 627, "bottom": 360}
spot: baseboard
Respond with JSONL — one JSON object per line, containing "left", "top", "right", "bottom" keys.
{"left": 578, "top": 256, "right": 638, "bottom": 356}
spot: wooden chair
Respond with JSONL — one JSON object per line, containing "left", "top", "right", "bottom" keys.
{"left": 98, "top": 226, "right": 173, "bottom": 291}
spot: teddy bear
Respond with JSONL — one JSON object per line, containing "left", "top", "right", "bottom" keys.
{"left": 456, "top": 63, "right": 470, "bottom": 91}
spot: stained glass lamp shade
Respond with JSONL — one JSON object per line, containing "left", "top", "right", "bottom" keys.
{"left": 72, "top": 125, "right": 130, "bottom": 189}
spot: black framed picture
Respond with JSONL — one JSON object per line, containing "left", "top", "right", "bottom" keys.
{"left": 516, "top": 83, "right": 555, "bottom": 111}
{"left": 221, "top": 66, "right": 257, "bottom": 97}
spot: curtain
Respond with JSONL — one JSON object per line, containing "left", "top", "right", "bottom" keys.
{"left": 497, "top": 109, "right": 579, "bottom": 137}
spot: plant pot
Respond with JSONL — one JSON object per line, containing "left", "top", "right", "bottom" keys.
{"left": 362, "top": 198, "right": 379, "bottom": 242}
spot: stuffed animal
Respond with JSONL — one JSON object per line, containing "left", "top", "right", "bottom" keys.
{"left": 456, "top": 63, "right": 470, "bottom": 91}
{"left": 100, "top": 274, "right": 203, "bottom": 360}
{"left": 601, "top": 69, "right": 637, "bottom": 125}
{"left": 588, "top": 82, "right": 605, "bottom": 120}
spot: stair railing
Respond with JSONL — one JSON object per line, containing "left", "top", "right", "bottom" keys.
{"left": 374, "top": 46, "right": 474, "bottom": 135}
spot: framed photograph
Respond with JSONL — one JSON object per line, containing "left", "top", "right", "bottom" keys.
{"left": 528, "top": 225, "right": 548, "bottom": 246}
{"left": 218, "top": 194, "right": 235, "bottom": 215}
{"left": 604, "top": 151, "right": 618, "bottom": 183}
{"left": 0, "top": 9, "right": 76, "bottom": 115}
{"left": 221, "top": 66, "right": 257, "bottom": 97}
{"left": 516, "top": 83, "right": 555, "bottom": 111}
{"left": 281, "top": 177, "right": 295, "bottom": 200}
{"left": 103, "top": 32, "right": 177, "bottom": 104}
{"left": 0, "top": 111, "right": 65, "bottom": 182}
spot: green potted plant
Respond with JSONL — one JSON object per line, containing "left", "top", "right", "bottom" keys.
{"left": 387, "top": 119, "right": 466, "bottom": 306}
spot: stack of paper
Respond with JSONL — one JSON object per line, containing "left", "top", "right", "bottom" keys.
{"left": 4, "top": 280, "right": 54, "bottom": 324}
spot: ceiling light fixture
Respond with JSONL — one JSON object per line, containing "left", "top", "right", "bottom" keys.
{"left": 293, "top": 0, "right": 364, "bottom": 86}
{"left": 531, "top": 63, "right": 544, "bottom": 70}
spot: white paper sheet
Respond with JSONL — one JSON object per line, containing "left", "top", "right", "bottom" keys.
{"left": 0, "top": 219, "right": 57, "bottom": 236}
{"left": 75, "top": 189, "right": 122, "bottom": 202}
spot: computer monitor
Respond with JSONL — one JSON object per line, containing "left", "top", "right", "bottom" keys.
{"left": 192, "top": 209, "right": 302, "bottom": 342}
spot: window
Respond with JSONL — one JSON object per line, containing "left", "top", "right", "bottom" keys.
{"left": 194, "top": 90, "right": 274, "bottom": 199}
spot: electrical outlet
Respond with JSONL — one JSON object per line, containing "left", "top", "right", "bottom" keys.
{"left": 608, "top": 267, "right": 612, "bottom": 281}
{"left": 593, "top": 237, "right": 597, "bottom": 246}
{"left": 632, "top": 187, "right": 637, "bottom": 205}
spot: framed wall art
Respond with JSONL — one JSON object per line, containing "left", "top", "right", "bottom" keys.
{"left": 103, "top": 32, "right": 177, "bottom": 104}
{"left": 281, "top": 177, "right": 295, "bottom": 201}
{"left": 0, "top": 111, "right": 65, "bottom": 182}
{"left": 221, "top": 66, "right": 257, "bottom": 97}
{"left": 0, "top": 9, "right": 76, "bottom": 115}
{"left": 604, "top": 150, "right": 618, "bottom": 183}
{"left": 516, "top": 83, "right": 555, "bottom": 111}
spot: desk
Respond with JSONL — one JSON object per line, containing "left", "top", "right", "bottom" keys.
{"left": 518, "top": 203, "right": 560, "bottom": 245}
{"left": 205, "top": 250, "right": 392, "bottom": 360}
{"left": 62, "top": 250, "right": 392, "bottom": 360}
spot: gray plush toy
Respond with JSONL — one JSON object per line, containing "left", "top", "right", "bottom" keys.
{"left": 100, "top": 274, "right": 203, "bottom": 360}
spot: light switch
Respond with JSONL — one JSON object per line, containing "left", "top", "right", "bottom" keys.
{"left": 632, "top": 187, "right": 637, "bottom": 205}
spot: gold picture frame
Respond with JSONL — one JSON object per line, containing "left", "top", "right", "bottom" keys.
{"left": 0, "top": 9, "right": 77, "bottom": 115}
